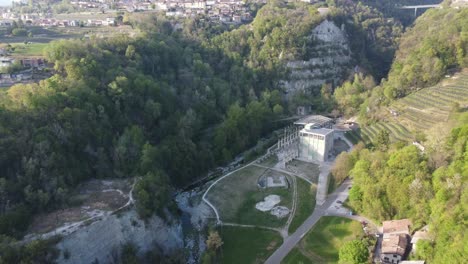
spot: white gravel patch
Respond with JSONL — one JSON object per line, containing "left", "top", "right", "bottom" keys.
{"left": 255, "top": 195, "right": 281, "bottom": 212}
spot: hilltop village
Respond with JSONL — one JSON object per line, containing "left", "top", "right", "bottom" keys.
{"left": 2, "top": 0, "right": 256, "bottom": 26}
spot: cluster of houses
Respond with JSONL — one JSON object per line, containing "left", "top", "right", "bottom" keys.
{"left": 380, "top": 219, "right": 429, "bottom": 264}
{"left": 159, "top": 0, "right": 252, "bottom": 23}
{"left": 0, "top": 56, "right": 47, "bottom": 87}
{"left": 2, "top": 0, "right": 254, "bottom": 27}
{"left": 0, "top": 16, "right": 116, "bottom": 28}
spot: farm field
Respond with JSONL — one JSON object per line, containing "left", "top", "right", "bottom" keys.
{"left": 0, "top": 25, "right": 137, "bottom": 56}
{"left": 282, "top": 216, "right": 364, "bottom": 264}
{"left": 9, "top": 42, "right": 48, "bottom": 57}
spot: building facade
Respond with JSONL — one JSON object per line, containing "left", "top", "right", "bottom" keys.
{"left": 298, "top": 124, "right": 334, "bottom": 162}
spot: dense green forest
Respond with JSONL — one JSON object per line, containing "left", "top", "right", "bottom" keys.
{"left": 331, "top": 6, "right": 468, "bottom": 121}
{"left": 334, "top": 113, "right": 467, "bottom": 263}
{"left": 0, "top": 15, "right": 286, "bottom": 240}
{"left": 383, "top": 7, "right": 468, "bottom": 99}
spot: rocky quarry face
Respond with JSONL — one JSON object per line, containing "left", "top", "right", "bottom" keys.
{"left": 55, "top": 209, "right": 183, "bottom": 264}
{"left": 282, "top": 20, "right": 352, "bottom": 98}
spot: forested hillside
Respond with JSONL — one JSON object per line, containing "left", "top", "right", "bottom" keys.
{"left": 383, "top": 7, "right": 468, "bottom": 99}
{"left": 338, "top": 114, "right": 467, "bottom": 263}
{"left": 331, "top": 4, "right": 468, "bottom": 264}
{"left": 0, "top": 15, "right": 286, "bottom": 239}
{"left": 0, "top": 1, "right": 406, "bottom": 243}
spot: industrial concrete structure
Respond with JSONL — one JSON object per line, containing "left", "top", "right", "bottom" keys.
{"left": 299, "top": 124, "right": 334, "bottom": 162}
{"left": 276, "top": 115, "right": 335, "bottom": 168}
{"left": 294, "top": 115, "right": 333, "bottom": 129}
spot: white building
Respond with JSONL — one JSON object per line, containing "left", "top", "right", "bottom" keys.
{"left": 0, "top": 57, "right": 14, "bottom": 68}
{"left": 299, "top": 124, "right": 334, "bottom": 162}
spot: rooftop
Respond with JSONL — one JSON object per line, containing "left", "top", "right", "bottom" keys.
{"left": 294, "top": 115, "right": 332, "bottom": 126}
{"left": 301, "top": 126, "right": 334, "bottom": 136}
{"left": 383, "top": 219, "right": 411, "bottom": 235}
{"left": 382, "top": 234, "right": 408, "bottom": 256}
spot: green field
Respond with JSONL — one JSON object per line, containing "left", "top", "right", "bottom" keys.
{"left": 288, "top": 178, "right": 316, "bottom": 233}
{"left": 283, "top": 216, "right": 363, "bottom": 264}
{"left": 10, "top": 42, "right": 48, "bottom": 57}
{"left": 205, "top": 165, "right": 293, "bottom": 227}
{"left": 219, "top": 226, "right": 282, "bottom": 264}
{"left": 287, "top": 159, "right": 320, "bottom": 183}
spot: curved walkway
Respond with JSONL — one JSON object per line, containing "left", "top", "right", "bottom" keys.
{"left": 201, "top": 157, "right": 263, "bottom": 224}
{"left": 264, "top": 179, "right": 353, "bottom": 264}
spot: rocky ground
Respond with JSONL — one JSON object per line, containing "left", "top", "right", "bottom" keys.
{"left": 55, "top": 209, "right": 183, "bottom": 264}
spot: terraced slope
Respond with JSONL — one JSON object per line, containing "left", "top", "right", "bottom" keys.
{"left": 392, "top": 71, "right": 468, "bottom": 131}
{"left": 347, "top": 70, "right": 468, "bottom": 145}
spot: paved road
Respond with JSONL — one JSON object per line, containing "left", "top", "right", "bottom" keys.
{"left": 265, "top": 179, "right": 353, "bottom": 264}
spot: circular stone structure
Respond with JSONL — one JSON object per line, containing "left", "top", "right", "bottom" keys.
{"left": 255, "top": 195, "right": 281, "bottom": 212}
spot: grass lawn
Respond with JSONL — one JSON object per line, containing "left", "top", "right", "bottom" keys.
{"left": 284, "top": 216, "right": 363, "bottom": 263}
{"left": 258, "top": 154, "right": 278, "bottom": 168}
{"left": 282, "top": 248, "right": 313, "bottom": 264}
{"left": 206, "top": 165, "right": 293, "bottom": 228}
{"left": 10, "top": 42, "right": 48, "bottom": 57}
{"left": 234, "top": 187, "right": 292, "bottom": 227}
{"left": 219, "top": 226, "right": 282, "bottom": 264}
{"left": 288, "top": 160, "right": 320, "bottom": 183}
{"left": 288, "top": 178, "right": 315, "bottom": 233}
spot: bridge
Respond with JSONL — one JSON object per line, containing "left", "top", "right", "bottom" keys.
{"left": 398, "top": 4, "right": 441, "bottom": 16}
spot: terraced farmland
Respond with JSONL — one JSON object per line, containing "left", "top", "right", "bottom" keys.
{"left": 349, "top": 70, "right": 468, "bottom": 145}
{"left": 393, "top": 71, "right": 468, "bottom": 131}
{"left": 361, "top": 122, "right": 412, "bottom": 143}
{"left": 345, "top": 121, "right": 412, "bottom": 145}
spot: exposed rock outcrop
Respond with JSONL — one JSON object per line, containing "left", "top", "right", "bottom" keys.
{"left": 56, "top": 209, "right": 183, "bottom": 264}
{"left": 282, "top": 19, "right": 352, "bottom": 97}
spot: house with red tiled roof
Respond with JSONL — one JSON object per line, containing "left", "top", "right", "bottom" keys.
{"left": 381, "top": 219, "right": 411, "bottom": 263}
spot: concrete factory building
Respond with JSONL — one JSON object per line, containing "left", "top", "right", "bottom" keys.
{"left": 276, "top": 115, "right": 335, "bottom": 167}
{"left": 299, "top": 124, "right": 334, "bottom": 162}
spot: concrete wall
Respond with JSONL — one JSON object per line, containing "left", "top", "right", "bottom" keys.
{"left": 299, "top": 130, "right": 334, "bottom": 162}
